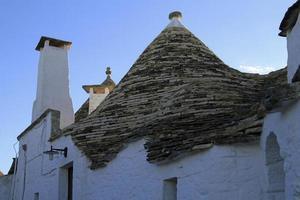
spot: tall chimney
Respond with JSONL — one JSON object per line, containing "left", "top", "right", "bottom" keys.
{"left": 32, "top": 36, "right": 74, "bottom": 128}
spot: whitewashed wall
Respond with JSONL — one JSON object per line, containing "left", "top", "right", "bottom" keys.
{"left": 79, "top": 140, "right": 264, "bottom": 200}
{"left": 14, "top": 111, "right": 265, "bottom": 200}
{"left": 22, "top": 102, "right": 300, "bottom": 200}
{"left": 15, "top": 98, "right": 300, "bottom": 200}
{"left": 13, "top": 113, "right": 53, "bottom": 200}
{"left": 13, "top": 111, "right": 89, "bottom": 200}
{"left": 16, "top": 105, "right": 300, "bottom": 200}
{"left": 287, "top": 13, "right": 300, "bottom": 83}
{"left": 262, "top": 100, "right": 300, "bottom": 200}
{"left": 15, "top": 108, "right": 263, "bottom": 200}
{"left": 0, "top": 175, "right": 12, "bottom": 200}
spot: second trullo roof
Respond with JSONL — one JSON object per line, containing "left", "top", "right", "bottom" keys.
{"left": 66, "top": 12, "right": 287, "bottom": 169}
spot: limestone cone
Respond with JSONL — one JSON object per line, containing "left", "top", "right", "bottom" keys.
{"left": 66, "top": 21, "right": 287, "bottom": 169}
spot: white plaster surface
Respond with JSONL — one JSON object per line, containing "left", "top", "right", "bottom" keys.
{"left": 12, "top": 111, "right": 86, "bottom": 200}
{"left": 13, "top": 113, "right": 53, "bottom": 200}
{"left": 13, "top": 109, "right": 265, "bottom": 200}
{"left": 32, "top": 43, "right": 74, "bottom": 128}
{"left": 16, "top": 100, "right": 300, "bottom": 200}
{"left": 0, "top": 175, "right": 12, "bottom": 200}
{"left": 88, "top": 88, "right": 109, "bottom": 114}
{"left": 287, "top": 13, "right": 300, "bottom": 83}
{"left": 262, "top": 100, "right": 300, "bottom": 200}
{"left": 167, "top": 18, "right": 185, "bottom": 28}
{"left": 80, "top": 141, "right": 264, "bottom": 200}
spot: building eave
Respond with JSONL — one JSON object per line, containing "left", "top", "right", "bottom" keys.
{"left": 279, "top": 1, "right": 300, "bottom": 37}
{"left": 17, "top": 109, "right": 61, "bottom": 140}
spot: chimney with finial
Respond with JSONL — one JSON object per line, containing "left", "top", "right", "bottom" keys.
{"left": 82, "top": 67, "right": 116, "bottom": 114}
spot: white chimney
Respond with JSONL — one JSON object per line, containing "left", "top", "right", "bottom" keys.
{"left": 32, "top": 36, "right": 74, "bottom": 128}
{"left": 82, "top": 67, "right": 116, "bottom": 114}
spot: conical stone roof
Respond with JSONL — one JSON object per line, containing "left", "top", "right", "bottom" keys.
{"left": 65, "top": 12, "right": 287, "bottom": 169}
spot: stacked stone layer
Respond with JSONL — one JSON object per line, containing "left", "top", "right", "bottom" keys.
{"left": 66, "top": 26, "right": 288, "bottom": 169}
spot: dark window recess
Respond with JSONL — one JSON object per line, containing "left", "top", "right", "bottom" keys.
{"left": 163, "top": 177, "right": 177, "bottom": 200}
{"left": 266, "top": 133, "right": 285, "bottom": 197}
{"left": 292, "top": 65, "right": 300, "bottom": 82}
{"left": 34, "top": 193, "right": 39, "bottom": 200}
{"left": 68, "top": 167, "right": 73, "bottom": 200}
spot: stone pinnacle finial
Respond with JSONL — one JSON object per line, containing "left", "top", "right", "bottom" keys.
{"left": 169, "top": 11, "right": 182, "bottom": 20}
{"left": 167, "top": 11, "right": 184, "bottom": 28}
{"left": 106, "top": 67, "right": 112, "bottom": 76}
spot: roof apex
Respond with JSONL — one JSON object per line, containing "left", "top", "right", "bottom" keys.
{"left": 169, "top": 11, "right": 182, "bottom": 20}
{"left": 167, "top": 11, "right": 185, "bottom": 28}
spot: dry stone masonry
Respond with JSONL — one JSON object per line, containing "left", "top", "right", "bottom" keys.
{"left": 65, "top": 14, "right": 293, "bottom": 169}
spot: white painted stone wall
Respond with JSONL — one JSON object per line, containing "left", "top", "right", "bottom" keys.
{"left": 88, "top": 88, "right": 109, "bottom": 114}
{"left": 15, "top": 101, "right": 300, "bottom": 200}
{"left": 13, "top": 113, "right": 53, "bottom": 200}
{"left": 32, "top": 41, "right": 74, "bottom": 128}
{"left": 13, "top": 111, "right": 88, "bottom": 200}
{"left": 0, "top": 175, "right": 13, "bottom": 200}
{"left": 287, "top": 13, "right": 300, "bottom": 83}
{"left": 18, "top": 103, "right": 300, "bottom": 200}
{"left": 79, "top": 140, "right": 264, "bottom": 200}
{"left": 262, "top": 100, "right": 300, "bottom": 200}
{"left": 14, "top": 110, "right": 265, "bottom": 200}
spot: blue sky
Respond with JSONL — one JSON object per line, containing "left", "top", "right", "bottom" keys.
{"left": 0, "top": 0, "right": 295, "bottom": 173}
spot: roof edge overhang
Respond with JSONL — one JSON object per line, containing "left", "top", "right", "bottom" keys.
{"left": 17, "top": 109, "right": 60, "bottom": 140}
{"left": 35, "top": 36, "right": 72, "bottom": 51}
{"left": 279, "top": 1, "right": 300, "bottom": 37}
{"left": 82, "top": 85, "right": 105, "bottom": 93}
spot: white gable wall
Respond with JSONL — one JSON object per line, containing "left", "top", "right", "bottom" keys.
{"left": 13, "top": 111, "right": 83, "bottom": 200}
{"left": 0, "top": 175, "right": 13, "bottom": 200}
{"left": 18, "top": 106, "right": 295, "bottom": 200}
{"left": 262, "top": 100, "right": 300, "bottom": 200}
{"left": 15, "top": 104, "right": 300, "bottom": 200}
{"left": 287, "top": 13, "right": 300, "bottom": 83}
{"left": 13, "top": 113, "right": 54, "bottom": 200}
{"left": 13, "top": 110, "right": 91, "bottom": 200}
{"left": 50, "top": 139, "right": 265, "bottom": 200}
{"left": 79, "top": 140, "right": 264, "bottom": 200}
{"left": 14, "top": 124, "right": 265, "bottom": 200}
